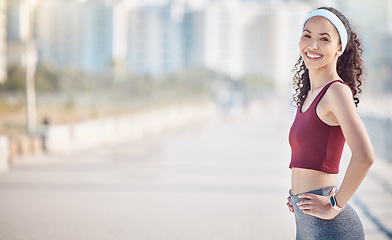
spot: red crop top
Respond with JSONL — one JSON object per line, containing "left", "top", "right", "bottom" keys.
{"left": 289, "top": 80, "right": 347, "bottom": 174}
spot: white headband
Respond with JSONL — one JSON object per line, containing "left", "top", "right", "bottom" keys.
{"left": 303, "top": 9, "right": 348, "bottom": 55}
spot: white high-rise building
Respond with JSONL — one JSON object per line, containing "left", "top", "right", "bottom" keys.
{"left": 241, "top": 3, "right": 270, "bottom": 77}
{"left": 201, "top": 1, "right": 243, "bottom": 77}
{"left": 34, "top": 0, "right": 81, "bottom": 68}
{"left": 388, "top": 0, "right": 392, "bottom": 37}
{"left": 338, "top": 0, "right": 390, "bottom": 37}
{"left": 126, "top": 1, "right": 184, "bottom": 77}
{"left": 80, "top": 0, "right": 114, "bottom": 73}
{"left": 338, "top": 0, "right": 392, "bottom": 93}
{"left": 181, "top": 0, "right": 313, "bottom": 84}
{"left": 5, "top": 0, "right": 315, "bottom": 83}
{"left": 337, "top": 0, "right": 392, "bottom": 60}
{"left": 181, "top": 0, "right": 268, "bottom": 78}
{"left": 181, "top": 4, "right": 203, "bottom": 70}
{"left": 112, "top": 0, "right": 132, "bottom": 65}
{"left": 6, "top": 0, "right": 21, "bottom": 41}
{"left": 0, "top": 0, "right": 6, "bottom": 83}
{"left": 266, "top": 2, "right": 313, "bottom": 88}
{"left": 34, "top": 0, "right": 119, "bottom": 73}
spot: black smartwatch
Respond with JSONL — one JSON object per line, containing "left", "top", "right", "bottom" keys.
{"left": 330, "top": 195, "right": 343, "bottom": 211}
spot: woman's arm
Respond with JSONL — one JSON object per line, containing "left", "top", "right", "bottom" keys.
{"left": 327, "top": 83, "right": 375, "bottom": 208}
{"left": 296, "top": 83, "right": 374, "bottom": 219}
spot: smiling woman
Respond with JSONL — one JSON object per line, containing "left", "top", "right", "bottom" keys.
{"left": 293, "top": 7, "right": 363, "bottom": 109}
{"left": 286, "top": 6, "right": 375, "bottom": 240}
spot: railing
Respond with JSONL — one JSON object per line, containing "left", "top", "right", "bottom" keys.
{"left": 44, "top": 102, "right": 215, "bottom": 155}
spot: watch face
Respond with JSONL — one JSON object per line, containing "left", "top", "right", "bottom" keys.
{"left": 330, "top": 196, "right": 336, "bottom": 207}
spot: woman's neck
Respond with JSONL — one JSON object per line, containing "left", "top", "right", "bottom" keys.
{"left": 308, "top": 67, "right": 340, "bottom": 93}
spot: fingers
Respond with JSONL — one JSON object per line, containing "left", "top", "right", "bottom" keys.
{"left": 287, "top": 191, "right": 294, "bottom": 213}
{"left": 298, "top": 193, "right": 317, "bottom": 199}
{"left": 287, "top": 196, "right": 293, "bottom": 210}
{"left": 297, "top": 199, "right": 313, "bottom": 211}
{"left": 297, "top": 203, "right": 313, "bottom": 210}
{"left": 297, "top": 199, "right": 312, "bottom": 206}
{"left": 287, "top": 201, "right": 294, "bottom": 213}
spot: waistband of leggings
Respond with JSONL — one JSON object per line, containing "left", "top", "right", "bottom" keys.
{"left": 290, "top": 186, "right": 336, "bottom": 197}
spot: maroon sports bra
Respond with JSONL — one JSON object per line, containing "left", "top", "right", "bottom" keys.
{"left": 289, "top": 80, "right": 347, "bottom": 174}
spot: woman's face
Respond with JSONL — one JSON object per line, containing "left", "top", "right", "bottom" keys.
{"left": 299, "top": 16, "right": 342, "bottom": 71}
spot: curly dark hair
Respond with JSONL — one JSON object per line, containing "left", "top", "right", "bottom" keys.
{"left": 292, "top": 6, "right": 364, "bottom": 108}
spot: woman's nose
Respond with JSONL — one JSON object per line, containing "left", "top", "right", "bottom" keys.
{"left": 309, "top": 40, "right": 318, "bottom": 49}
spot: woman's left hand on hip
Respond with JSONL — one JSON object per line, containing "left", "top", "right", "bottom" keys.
{"left": 296, "top": 188, "right": 341, "bottom": 220}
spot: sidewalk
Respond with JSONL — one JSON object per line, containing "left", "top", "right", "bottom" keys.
{"left": 0, "top": 98, "right": 390, "bottom": 240}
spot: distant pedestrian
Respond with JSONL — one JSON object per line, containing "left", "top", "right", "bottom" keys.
{"left": 286, "top": 7, "right": 374, "bottom": 239}
{"left": 41, "top": 116, "right": 51, "bottom": 151}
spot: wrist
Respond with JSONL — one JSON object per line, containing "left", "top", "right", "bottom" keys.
{"left": 330, "top": 195, "right": 344, "bottom": 212}
{"left": 334, "top": 193, "right": 346, "bottom": 209}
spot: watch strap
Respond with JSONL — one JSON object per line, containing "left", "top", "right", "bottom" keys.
{"left": 330, "top": 195, "right": 343, "bottom": 211}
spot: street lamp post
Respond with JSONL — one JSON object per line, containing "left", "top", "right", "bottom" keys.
{"left": 21, "top": 0, "right": 38, "bottom": 134}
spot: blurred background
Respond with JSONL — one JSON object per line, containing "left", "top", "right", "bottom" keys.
{"left": 0, "top": 0, "right": 391, "bottom": 239}
{"left": 0, "top": 0, "right": 391, "bottom": 160}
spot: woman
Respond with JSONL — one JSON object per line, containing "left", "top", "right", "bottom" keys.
{"left": 286, "top": 6, "right": 375, "bottom": 240}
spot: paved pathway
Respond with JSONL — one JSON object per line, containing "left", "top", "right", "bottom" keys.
{"left": 0, "top": 98, "right": 391, "bottom": 240}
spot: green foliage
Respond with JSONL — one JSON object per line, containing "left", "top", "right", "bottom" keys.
{"left": 0, "top": 64, "right": 25, "bottom": 92}
{"left": 0, "top": 64, "right": 273, "bottom": 103}
{"left": 35, "top": 62, "right": 61, "bottom": 92}
{"left": 240, "top": 74, "right": 274, "bottom": 91}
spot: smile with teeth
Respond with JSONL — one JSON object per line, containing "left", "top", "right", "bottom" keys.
{"left": 306, "top": 52, "right": 322, "bottom": 59}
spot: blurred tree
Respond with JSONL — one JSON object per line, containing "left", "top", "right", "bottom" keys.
{"left": 35, "top": 62, "right": 61, "bottom": 92}
{"left": 60, "top": 66, "right": 87, "bottom": 92}
{"left": 240, "top": 74, "right": 274, "bottom": 98}
{"left": 0, "top": 64, "right": 25, "bottom": 92}
{"left": 240, "top": 74, "right": 273, "bottom": 90}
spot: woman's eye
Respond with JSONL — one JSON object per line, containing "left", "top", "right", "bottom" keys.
{"left": 303, "top": 34, "right": 311, "bottom": 38}
{"left": 321, "top": 38, "right": 329, "bottom": 41}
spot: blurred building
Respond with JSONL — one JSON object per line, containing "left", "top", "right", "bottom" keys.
{"left": 241, "top": 4, "right": 270, "bottom": 77}
{"left": 5, "top": 0, "right": 316, "bottom": 84}
{"left": 6, "top": 1, "right": 20, "bottom": 54}
{"left": 200, "top": 1, "right": 243, "bottom": 77}
{"left": 126, "top": 1, "right": 184, "bottom": 77}
{"left": 337, "top": 0, "right": 392, "bottom": 57}
{"left": 80, "top": 0, "right": 114, "bottom": 73}
{"left": 126, "top": 0, "right": 313, "bottom": 83}
{"left": 181, "top": 3, "right": 203, "bottom": 70}
{"left": 0, "top": 0, "right": 6, "bottom": 83}
{"left": 32, "top": 0, "right": 118, "bottom": 73}
{"left": 6, "top": 0, "right": 19, "bottom": 42}
{"left": 338, "top": 0, "right": 392, "bottom": 38}
{"left": 338, "top": 0, "right": 392, "bottom": 93}
{"left": 266, "top": 2, "right": 312, "bottom": 88}
{"left": 6, "top": 0, "right": 24, "bottom": 68}
{"left": 112, "top": 0, "right": 132, "bottom": 79}
{"left": 34, "top": 0, "right": 81, "bottom": 69}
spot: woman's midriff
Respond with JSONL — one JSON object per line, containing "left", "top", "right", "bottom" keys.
{"left": 291, "top": 167, "right": 337, "bottom": 195}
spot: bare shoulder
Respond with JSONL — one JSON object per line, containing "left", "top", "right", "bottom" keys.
{"left": 317, "top": 81, "right": 356, "bottom": 126}
{"left": 328, "top": 81, "right": 353, "bottom": 98}
{"left": 324, "top": 81, "right": 355, "bottom": 109}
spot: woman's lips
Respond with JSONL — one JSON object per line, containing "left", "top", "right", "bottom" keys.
{"left": 306, "top": 52, "right": 323, "bottom": 60}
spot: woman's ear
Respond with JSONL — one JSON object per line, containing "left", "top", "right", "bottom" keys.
{"left": 337, "top": 44, "right": 343, "bottom": 56}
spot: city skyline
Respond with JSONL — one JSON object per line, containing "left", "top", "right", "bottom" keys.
{"left": 6, "top": 0, "right": 313, "bottom": 83}
{"left": 4, "top": 0, "right": 392, "bottom": 92}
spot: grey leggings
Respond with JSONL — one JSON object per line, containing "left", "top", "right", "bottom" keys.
{"left": 290, "top": 186, "right": 364, "bottom": 240}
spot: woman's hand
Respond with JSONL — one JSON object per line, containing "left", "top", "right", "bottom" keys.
{"left": 297, "top": 188, "right": 341, "bottom": 220}
{"left": 287, "top": 190, "right": 294, "bottom": 213}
